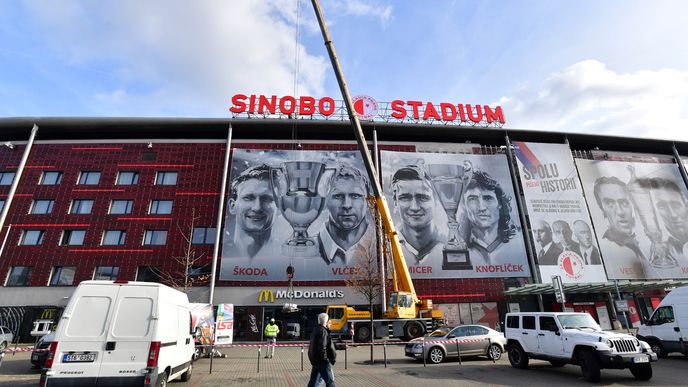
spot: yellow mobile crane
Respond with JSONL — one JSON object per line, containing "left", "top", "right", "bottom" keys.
{"left": 310, "top": 0, "right": 443, "bottom": 342}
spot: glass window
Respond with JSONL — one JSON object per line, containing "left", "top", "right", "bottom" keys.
{"left": 149, "top": 200, "right": 173, "bottom": 215}
{"left": 523, "top": 316, "right": 536, "bottom": 330}
{"left": 192, "top": 227, "right": 216, "bottom": 245}
{"left": 40, "top": 171, "right": 63, "bottom": 185}
{"left": 20, "top": 230, "right": 45, "bottom": 245}
{"left": 469, "top": 326, "right": 488, "bottom": 336}
{"left": 61, "top": 230, "right": 86, "bottom": 246}
{"left": 78, "top": 171, "right": 101, "bottom": 185}
{"left": 6, "top": 266, "right": 32, "bottom": 286}
{"left": 49, "top": 266, "right": 76, "bottom": 286}
{"left": 70, "top": 199, "right": 94, "bottom": 214}
{"left": 102, "top": 230, "right": 126, "bottom": 245}
{"left": 650, "top": 306, "right": 675, "bottom": 325}
{"left": 188, "top": 265, "right": 209, "bottom": 277}
{"left": 0, "top": 199, "right": 4, "bottom": 213}
{"left": 143, "top": 230, "right": 167, "bottom": 245}
{"left": 116, "top": 171, "right": 139, "bottom": 185}
{"left": 110, "top": 200, "right": 133, "bottom": 215}
{"left": 155, "top": 171, "right": 178, "bottom": 185}
{"left": 450, "top": 326, "right": 470, "bottom": 337}
{"left": 507, "top": 316, "right": 519, "bottom": 329}
{"left": 136, "top": 266, "right": 160, "bottom": 282}
{"left": 30, "top": 199, "right": 54, "bottom": 214}
{"left": 94, "top": 266, "right": 119, "bottom": 281}
{"left": 539, "top": 316, "right": 559, "bottom": 332}
{"left": 0, "top": 172, "right": 15, "bottom": 185}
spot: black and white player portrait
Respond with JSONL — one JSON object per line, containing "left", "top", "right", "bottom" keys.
{"left": 577, "top": 159, "right": 688, "bottom": 279}
{"left": 318, "top": 164, "right": 374, "bottom": 265}
{"left": 381, "top": 150, "right": 529, "bottom": 279}
{"left": 462, "top": 170, "right": 519, "bottom": 265}
{"left": 534, "top": 219, "right": 562, "bottom": 265}
{"left": 391, "top": 165, "right": 445, "bottom": 264}
{"left": 220, "top": 149, "right": 371, "bottom": 281}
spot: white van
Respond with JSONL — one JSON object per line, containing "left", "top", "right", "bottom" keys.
{"left": 40, "top": 280, "right": 194, "bottom": 387}
{"left": 637, "top": 286, "right": 688, "bottom": 358}
{"left": 286, "top": 322, "right": 301, "bottom": 339}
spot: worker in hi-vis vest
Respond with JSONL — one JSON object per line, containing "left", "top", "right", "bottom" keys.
{"left": 264, "top": 318, "right": 280, "bottom": 359}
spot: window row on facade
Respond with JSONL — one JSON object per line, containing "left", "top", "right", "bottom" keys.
{"left": 0, "top": 170, "right": 178, "bottom": 186}
{"left": 4, "top": 264, "right": 210, "bottom": 287}
{"left": 17, "top": 227, "right": 216, "bottom": 246}
{"left": 17, "top": 199, "right": 175, "bottom": 215}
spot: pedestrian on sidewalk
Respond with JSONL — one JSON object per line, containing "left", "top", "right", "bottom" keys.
{"left": 264, "top": 318, "right": 279, "bottom": 359}
{"left": 307, "top": 313, "right": 336, "bottom": 387}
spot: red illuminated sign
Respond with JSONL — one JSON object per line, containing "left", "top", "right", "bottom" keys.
{"left": 229, "top": 94, "right": 505, "bottom": 126}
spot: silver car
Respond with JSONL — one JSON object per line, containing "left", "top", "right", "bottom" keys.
{"left": 0, "top": 326, "right": 14, "bottom": 349}
{"left": 405, "top": 325, "right": 507, "bottom": 364}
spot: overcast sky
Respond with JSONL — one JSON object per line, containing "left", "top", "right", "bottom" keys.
{"left": 1, "top": 0, "right": 687, "bottom": 141}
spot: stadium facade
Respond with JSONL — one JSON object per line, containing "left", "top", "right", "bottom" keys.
{"left": 2, "top": 98, "right": 688, "bottom": 341}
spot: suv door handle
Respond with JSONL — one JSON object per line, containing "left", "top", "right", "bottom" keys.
{"left": 522, "top": 332, "right": 528, "bottom": 335}
{"left": 538, "top": 333, "right": 545, "bottom": 336}
{"left": 105, "top": 341, "right": 116, "bottom": 351}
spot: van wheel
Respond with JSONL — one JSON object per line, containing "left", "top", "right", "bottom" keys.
{"left": 508, "top": 343, "right": 528, "bottom": 369}
{"left": 156, "top": 371, "right": 168, "bottom": 387}
{"left": 648, "top": 339, "right": 667, "bottom": 358}
{"left": 180, "top": 361, "right": 193, "bottom": 382}
{"left": 579, "top": 349, "right": 601, "bottom": 383}
{"left": 630, "top": 364, "right": 652, "bottom": 380}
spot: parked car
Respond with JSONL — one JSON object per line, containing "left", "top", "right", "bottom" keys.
{"left": 31, "top": 332, "right": 55, "bottom": 369}
{"left": 0, "top": 326, "right": 13, "bottom": 349}
{"left": 405, "top": 324, "right": 506, "bottom": 364}
{"left": 637, "top": 286, "right": 688, "bottom": 357}
{"left": 505, "top": 312, "right": 656, "bottom": 382}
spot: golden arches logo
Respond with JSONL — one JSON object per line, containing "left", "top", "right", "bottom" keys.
{"left": 258, "top": 290, "right": 275, "bottom": 303}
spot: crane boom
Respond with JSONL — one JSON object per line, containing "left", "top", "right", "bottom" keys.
{"left": 310, "top": 0, "right": 417, "bottom": 299}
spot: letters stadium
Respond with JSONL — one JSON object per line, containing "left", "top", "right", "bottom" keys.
{"left": 2, "top": 94, "right": 688, "bottom": 342}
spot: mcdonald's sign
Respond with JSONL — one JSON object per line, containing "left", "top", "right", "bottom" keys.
{"left": 258, "top": 289, "right": 275, "bottom": 303}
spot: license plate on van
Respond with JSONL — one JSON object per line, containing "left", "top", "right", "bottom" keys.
{"left": 62, "top": 353, "right": 96, "bottom": 363}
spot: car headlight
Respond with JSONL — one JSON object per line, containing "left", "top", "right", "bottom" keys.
{"left": 413, "top": 343, "right": 424, "bottom": 350}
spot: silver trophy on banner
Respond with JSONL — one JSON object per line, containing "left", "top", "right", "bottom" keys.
{"left": 271, "top": 161, "right": 328, "bottom": 257}
{"left": 627, "top": 165, "right": 678, "bottom": 269}
{"left": 427, "top": 161, "right": 474, "bottom": 270}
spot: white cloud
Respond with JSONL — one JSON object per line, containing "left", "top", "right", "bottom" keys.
{"left": 500, "top": 60, "right": 688, "bottom": 141}
{"left": 21, "top": 0, "right": 330, "bottom": 116}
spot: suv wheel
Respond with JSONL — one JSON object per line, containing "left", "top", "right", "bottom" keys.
{"left": 508, "top": 343, "right": 528, "bottom": 369}
{"left": 488, "top": 344, "right": 502, "bottom": 361}
{"left": 427, "top": 347, "right": 445, "bottom": 364}
{"left": 648, "top": 339, "right": 667, "bottom": 358}
{"left": 579, "top": 349, "right": 601, "bottom": 383}
{"left": 630, "top": 364, "right": 652, "bottom": 381}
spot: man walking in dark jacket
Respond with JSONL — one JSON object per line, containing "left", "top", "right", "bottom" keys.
{"left": 307, "top": 313, "right": 336, "bottom": 387}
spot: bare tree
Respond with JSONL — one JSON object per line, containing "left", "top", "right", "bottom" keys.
{"left": 344, "top": 197, "right": 392, "bottom": 362}
{"left": 155, "top": 208, "right": 211, "bottom": 292}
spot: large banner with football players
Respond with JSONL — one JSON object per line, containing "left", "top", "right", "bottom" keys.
{"left": 219, "top": 149, "right": 375, "bottom": 281}
{"left": 513, "top": 142, "right": 607, "bottom": 283}
{"left": 576, "top": 158, "right": 688, "bottom": 279}
{"left": 380, "top": 151, "right": 530, "bottom": 279}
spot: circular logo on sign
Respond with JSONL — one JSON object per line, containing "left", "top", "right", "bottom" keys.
{"left": 558, "top": 251, "right": 585, "bottom": 280}
{"left": 352, "top": 95, "right": 379, "bottom": 120}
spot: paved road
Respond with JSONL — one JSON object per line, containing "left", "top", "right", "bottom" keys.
{"left": 2, "top": 345, "right": 687, "bottom": 386}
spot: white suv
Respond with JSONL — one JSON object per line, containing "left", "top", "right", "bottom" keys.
{"left": 505, "top": 312, "right": 657, "bottom": 382}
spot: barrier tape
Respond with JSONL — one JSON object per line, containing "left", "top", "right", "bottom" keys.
{"left": 1, "top": 338, "right": 488, "bottom": 354}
